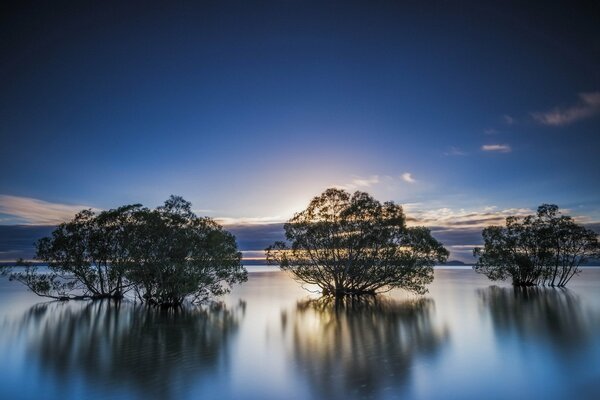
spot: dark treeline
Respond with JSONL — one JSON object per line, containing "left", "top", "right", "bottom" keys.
{"left": 474, "top": 204, "right": 599, "bottom": 287}
{"left": 2, "top": 196, "right": 247, "bottom": 307}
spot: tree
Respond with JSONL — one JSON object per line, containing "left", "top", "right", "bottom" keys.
{"left": 5, "top": 206, "right": 141, "bottom": 300}
{"left": 474, "top": 204, "right": 599, "bottom": 287}
{"left": 536, "top": 204, "right": 599, "bottom": 286}
{"left": 473, "top": 216, "right": 548, "bottom": 286}
{"left": 266, "top": 188, "right": 448, "bottom": 296}
{"left": 3, "top": 196, "right": 247, "bottom": 305}
{"left": 125, "top": 196, "right": 247, "bottom": 306}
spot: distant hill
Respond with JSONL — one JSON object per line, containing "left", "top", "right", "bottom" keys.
{"left": 3, "top": 259, "right": 598, "bottom": 268}
{"left": 241, "top": 259, "right": 269, "bottom": 266}
{"left": 442, "top": 260, "right": 467, "bottom": 266}
{"left": 240, "top": 259, "right": 471, "bottom": 267}
{"left": 582, "top": 258, "right": 600, "bottom": 266}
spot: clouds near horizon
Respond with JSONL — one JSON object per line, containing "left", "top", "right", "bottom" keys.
{"left": 0, "top": 195, "right": 96, "bottom": 225}
{"left": 2, "top": 194, "right": 597, "bottom": 263}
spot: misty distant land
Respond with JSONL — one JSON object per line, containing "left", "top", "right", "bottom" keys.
{"left": 5, "top": 259, "right": 600, "bottom": 268}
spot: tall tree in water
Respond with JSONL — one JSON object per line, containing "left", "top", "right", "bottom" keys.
{"left": 125, "top": 196, "right": 247, "bottom": 306}
{"left": 266, "top": 188, "right": 448, "bottom": 296}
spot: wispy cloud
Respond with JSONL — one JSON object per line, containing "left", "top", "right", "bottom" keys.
{"left": 406, "top": 206, "right": 533, "bottom": 229}
{"left": 337, "top": 175, "right": 380, "bottom": 191}
{"left": 0, "top": 195, "right": 96, "bottom": 225}
{"left": 483, "top": 128, "right": 498, "bottom": 135}
{"left": 444, "top": 146, "right": 467, "bottom": 156}
{"left": 531, "top": 92, "right": 600, "bottom": 126}
{"left": 503, "top": 115, "right": 515, "bottom": 125}
{"left": 401, "top": 172, "right": 416, "bottom": 183}
{"left": 481, "top": 144, "right": 511, "bottom": 153}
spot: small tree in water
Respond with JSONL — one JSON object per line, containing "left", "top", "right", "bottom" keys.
{"left": 266, "top": 188, "right": 448, "bottom": 296}
{"left": 6, "top": 205, "right": 142, "bottom": 300}
{"left": 125, "top": 196, "right": 247, "bottom": 306}
{"left": 474, "top": 204, "right": 599, "bottom": 287}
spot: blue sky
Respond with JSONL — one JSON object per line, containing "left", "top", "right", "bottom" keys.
{"left": 0, "top": 1, "right": 599, "bottom": 261}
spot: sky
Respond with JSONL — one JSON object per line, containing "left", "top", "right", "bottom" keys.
{"left": 1, "top": 0, "right": 599, "bottom": 262}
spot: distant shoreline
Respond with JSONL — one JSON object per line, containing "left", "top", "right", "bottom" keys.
{"left": 3, "top": 263, "right": 599, "bottom": 271}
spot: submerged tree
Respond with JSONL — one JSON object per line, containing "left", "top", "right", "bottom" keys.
{"left": 266, "top": 188, "right": 448, "bottom": 296}
{"left": 3, "top": 196, "right": 247, "bottom": 306}
{"left": 474, "top": 204, "right": 599, "bottom": 287}
{"left": 5, "top": 205, "right": 141, "bottom": 300}
{"left": 536, "top": 205, "right": 599, "bottom": 286}
{"left": 125, "top": 196, "right": 247, "bottom": 306}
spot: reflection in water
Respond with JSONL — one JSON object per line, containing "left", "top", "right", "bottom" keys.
{"left": 479, "top": 286, "right": 599, "bottom": 350}
{"left": 282, "top": 297, "right": 448, "bottom": 399}
{"left": 12, "top": 300, "right": 244, "bottom": 399}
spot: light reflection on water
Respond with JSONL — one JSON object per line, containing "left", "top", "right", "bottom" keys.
{"left": 478, "top": 286, "right": 600, "bottom": 351}
{"left": 1, "top": 268, "right": 600, "bottom": 400}
{"left": 281, "top": 297, "right": 448, "bottom": 400}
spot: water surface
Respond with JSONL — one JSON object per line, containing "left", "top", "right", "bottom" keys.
{"left": 1, "top": 267, "right": 599, "bottom": 399}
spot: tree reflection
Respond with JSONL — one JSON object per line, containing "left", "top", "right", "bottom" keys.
{"left": 14, "top": 300, "right": 244, "bottom": 399}
{"left": 281, "top": 296, "right": 448, "bottom": 399}
{"left": 479, "top": 286, "right": 600, "bottom": 350}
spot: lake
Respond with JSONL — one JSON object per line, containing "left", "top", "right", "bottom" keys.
{"left": 1, "top": 267, "right": 599, "bottom": 400}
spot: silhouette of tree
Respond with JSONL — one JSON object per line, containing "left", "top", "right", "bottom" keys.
{"left": 125, "top": 196, "right": 247, "bottom": 306}
{"left": 536, "top": 204, "right": 599, "bottom": 286}
{"left": 474, "top": 204, "right": 599, "bottom": 287}
{"left": 266, "top": 188, "right": 448, "bottom": 296}
{"left": 2, "top": 196, "right": 247, "bottom": 306}
{"left": 5, "top": 205, "right": 142, "bottom": 300}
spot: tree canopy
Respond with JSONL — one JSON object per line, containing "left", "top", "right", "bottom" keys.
{"left": 474, "top": 204, "right": 599, "bottom": 286}
{"left": 266, "top": 188, "right": 448, "bottom": 296}
{"left": 125, "top": 196, "right": 246, "bottom": 306}
{"left": 3, "top": 196, "right": 247, "bottom": 306}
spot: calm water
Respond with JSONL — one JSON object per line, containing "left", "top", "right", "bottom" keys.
{"left": 1, "top": 267, "right": 600, "bottom": 400}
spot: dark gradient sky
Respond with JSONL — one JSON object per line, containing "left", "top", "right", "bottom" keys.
{"left": 1, "top": 1, "right": 599, "bottom": 261}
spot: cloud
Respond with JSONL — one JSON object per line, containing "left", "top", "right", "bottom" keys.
{"left": 401, "top": 173, "right": 416, "bottom": 183}
{"left": 2, "top": 207, "right": 596, "bottom": 264}
{"left": 337, "top": 175, "right": 381, "bottom": 191}
{"left": 225, "top": 223, "right": 286, "bottom": 251}
{"left": 531, "top": 92, "right": 600, "bottom": 126}
{"left": 222, "top": 206, "right": 547, "bottom": 263}
{"left": 444, "top": 146, "right": 467, "bottom": 156}
{"left": 503, "top": 115, "right": 515, "bottom": 125}
{"left": 406, "top": 206, "right": 533, "bottom": 261}
{"left": 406, "top": 206, "right": 533, "bottom": 229}
{"left": 483, "top": 128, "right": 498, "bottom": 135}
{"left": 0, "top": 195, "right": 96, "bottom": 225}
{"left": 481, "top": 144, "right": 511, "bottom": 153}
